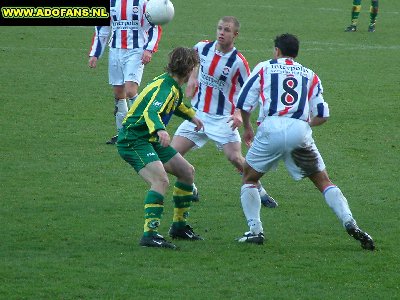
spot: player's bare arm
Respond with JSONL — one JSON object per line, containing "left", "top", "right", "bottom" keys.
{"left": 309, "top": 116, "right": 328, "bottom": 127}
{"left": 240, "top": 110, "right": 254, "bottom": 147}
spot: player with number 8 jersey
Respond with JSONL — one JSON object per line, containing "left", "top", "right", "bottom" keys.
{"left": 237, "top": 56, "right": 328, "bottom": 124}
{"left": 235, "top": 33, "right": 375, "bottom": 250}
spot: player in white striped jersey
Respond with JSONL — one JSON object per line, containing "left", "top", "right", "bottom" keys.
{"left": 88, "top": 0, "right": 162, "bottom": 144}
{"left": 171, "top": 16, "right": 277, "bottom": 208}
{"left": 236, "top": 33, "right": 375, "bottom": 250}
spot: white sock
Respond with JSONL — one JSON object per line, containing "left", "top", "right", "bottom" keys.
{"left": 128, "top": 94, "right": 138, "bottom": 109}
{"left": 115, "top": 99, "right": 128, "bottom": 130}
{"left": 241, "top": 184, "right": 263, "bottom": 234}
{"left": 323, "top": 185, "right": 354, "bottom": 226}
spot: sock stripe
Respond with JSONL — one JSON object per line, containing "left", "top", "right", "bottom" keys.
{"left": 322, "top": 184, "right": 337, "bottom": 195}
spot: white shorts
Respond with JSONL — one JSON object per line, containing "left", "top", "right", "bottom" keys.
{"left": 174, "top": 110, "right": 241, "bottom": 150}
{"left": 246, "top": 117, "right": 326, "bottom": 181}
{"left": 108, "top": 48, "right": 144, "bottom": 86}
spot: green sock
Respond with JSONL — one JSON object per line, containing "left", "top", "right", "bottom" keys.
{"left": 143, "top": 190, "right": 164, "bottom": 237}
{"left": 369, "top": 0, "right": 378, "bottom": 24}
{"left": 172, "top": 182, "right": 193, "bottom": 229}
{"left": 351, "top": 0, "right": 362, "bottom": 25}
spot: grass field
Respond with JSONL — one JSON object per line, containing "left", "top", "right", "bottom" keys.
{"left": 1, "top": 0, "right": 400, "bottom": 299}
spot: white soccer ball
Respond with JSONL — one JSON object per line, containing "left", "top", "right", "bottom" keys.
{"left": 145, "top": 0, "right": 175, "bottom": 25}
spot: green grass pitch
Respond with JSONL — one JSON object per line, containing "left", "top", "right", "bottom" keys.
{"left": 1, "top": 0, "right": 399, "bottom": 298}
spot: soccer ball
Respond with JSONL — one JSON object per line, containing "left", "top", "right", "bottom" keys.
{"left": 145, "top": 0, "right": 175, "bottom": 25}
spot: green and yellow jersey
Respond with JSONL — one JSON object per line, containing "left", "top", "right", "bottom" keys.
{"left": 119, "top": 73, "right": 195, "bottom": 143}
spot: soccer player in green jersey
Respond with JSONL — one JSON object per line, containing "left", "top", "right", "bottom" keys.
{"left": 345, "top": 0, "right": 379, "bottom": 32}
{"left": 117, "top": 47, "right": 204, "bottom": 249}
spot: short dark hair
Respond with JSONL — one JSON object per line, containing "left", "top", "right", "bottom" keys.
{"left": 274, "top": 33, "right": 299, "bottom": 58}
{"left": 166, "top": 47, "right": 199, "bottom": 78}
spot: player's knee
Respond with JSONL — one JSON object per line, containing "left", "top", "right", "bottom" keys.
{"left": 157, "top": 175, "right": 170, "bottom": 193}
{"left": 125, "top": 84, "right": 138, "bottom": 99}
{"left": 113, "top": 87, "right": 125, "bottom": 99}
{"left": 126, "top": 90, "right": 137, "bottom": 99}
{"left": 227, "top": 153, "right": 243, "bottom": 168}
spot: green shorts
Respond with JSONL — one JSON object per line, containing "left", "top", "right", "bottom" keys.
{"left": 117, "top": 137, "right": 178, "bottom": 173}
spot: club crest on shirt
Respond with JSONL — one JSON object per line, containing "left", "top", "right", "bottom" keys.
{"left": 132, "top": 6, "right": 139, "bottom": 14}
{"left": 222, "top": 66, "right": 230, "bottom": 76}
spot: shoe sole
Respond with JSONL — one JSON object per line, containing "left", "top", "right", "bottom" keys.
{"left": 169, "top": 232, "right": 204, "bottom": 240}
{"left": 140, "top": 245, "right": 177, "bottom": 249}
{"left": 169, "top": 236, "right": 204, "bottom": 240}
{"left": 237, "top": 235, "right": 265, "bottom": 245}
{"left": 261, "top": 200, "right": 278, "bottom": 208}
{"left": 237, "top": 239, "right": 264, "bottom": 245}
{"left": 139, "top": 242, "right": 177, "bottom": 249}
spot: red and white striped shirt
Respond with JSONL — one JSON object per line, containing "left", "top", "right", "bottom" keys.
{"left": 89, "top": 0, "right": 161, "bottom": 58}
{"left": 191, "top": 40, "right": 250, "bottom": 116}
{"left": 237, "top": 57, "right": 329, "bottom": 123}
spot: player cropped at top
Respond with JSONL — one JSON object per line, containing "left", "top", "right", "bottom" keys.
{"left": 345, "top": 0, "right": 379, "bottom": 32}
{"left": 117, "top": 47, "right": 204, "bottom": 249}
{"left": 235, "top": 33, "right": 375, "bottom": 251}
{"left": 88, "top": 0, "right": 162, "bottom": 144}
{"left": 171, "top": 16, "right": 278, "bottom": 208}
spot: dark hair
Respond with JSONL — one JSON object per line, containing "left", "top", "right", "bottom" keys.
{"left": 165, "top": 47, "right": 199, "bottom": 78}
{"left": 274, "top": 33, "right": 299, "bottom": 58}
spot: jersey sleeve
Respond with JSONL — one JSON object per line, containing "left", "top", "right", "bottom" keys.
{"left": 308, "top": 74, "right": 329, "bottom": 118}
{"left": 174, "top": 103, "right": 196, "bottom": 120}
{"left": 193, "top": 41, "right": 206, "bottom": 52}
{"left": 88, "top": 26, "right": 110, "bottom": 58}
{"left": 231, "top": 52, "right": 250, "bottom": 106}
{"left": 143, "top": 24, "right": 162, "bottom": 53}
{"left": 142, "top": 1, "right": 162, "bottom": 53}
{"left": 236, "top": 62, "right": 264, "bottom": 112}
